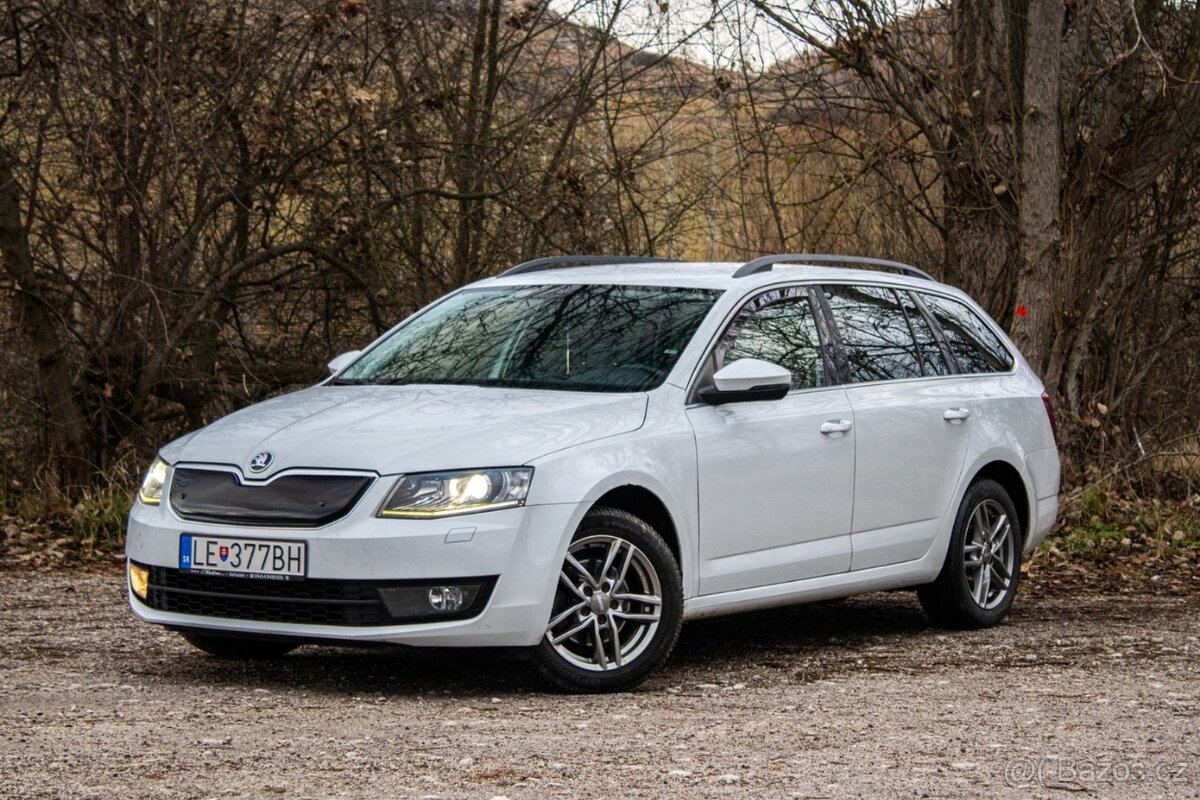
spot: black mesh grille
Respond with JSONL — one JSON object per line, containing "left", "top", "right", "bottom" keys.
{"left": 141, "top": 565, "right": 495, "bottom": 627}
{"left": 169, "top": 468, "right": 372, "bottom": 527}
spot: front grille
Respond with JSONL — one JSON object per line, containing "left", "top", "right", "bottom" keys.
{"left": 169, "top": 468, "right": 373, "bottom": 527}
{"left": 141, "top": 565, "right": 496, "bottom": 627}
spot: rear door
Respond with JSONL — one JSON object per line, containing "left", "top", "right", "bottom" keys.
{"left": 687, "top": 286, "right": 855, "bottom": 595}
{"left": 819, "top": 284, "right": 975, "bottom": 570}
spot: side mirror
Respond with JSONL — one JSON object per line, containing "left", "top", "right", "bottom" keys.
{"left": 326, "top": 350, "right": 362, "bottom": 375}
{"left": 700, "top": 358, "right": 791, "bottom": 405}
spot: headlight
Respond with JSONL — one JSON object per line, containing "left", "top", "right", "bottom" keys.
{"left": 138, "top": 457, "right": 169, "bottom": 505}
{"left": 379, "top": 468, "right": 533, "bottom": 518}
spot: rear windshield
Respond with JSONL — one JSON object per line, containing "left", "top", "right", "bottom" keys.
{"left": 335, "top": 284, "right": 722, "bottom": 392}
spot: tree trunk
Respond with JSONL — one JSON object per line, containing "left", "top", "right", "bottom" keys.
{"left": 0, "top": 149, "right": 92, "bottom": 493}
{"left": 1012, "top": 0, "right": 1064, "bottom": 385}
{"left": 943, "top": 0, "right": 1022, "bottom": 318}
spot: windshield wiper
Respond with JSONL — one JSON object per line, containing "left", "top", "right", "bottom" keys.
{"left": 330, "top": 376, "right": 510, "bottom": 388}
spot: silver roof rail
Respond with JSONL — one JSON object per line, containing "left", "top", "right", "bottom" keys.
{"left": 732, "top": 253, "right": 936, "bottom": 281}
{"left": 499, "top": 255, "right": 681, "bottom": 277}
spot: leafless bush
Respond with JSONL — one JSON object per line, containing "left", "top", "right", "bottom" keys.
{"left": 0, "top": 0, "right": 1197, "bottom": 515}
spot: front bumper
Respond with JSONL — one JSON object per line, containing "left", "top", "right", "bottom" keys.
{"left": 125, "top": 498, "right": 583, "bottom": 647}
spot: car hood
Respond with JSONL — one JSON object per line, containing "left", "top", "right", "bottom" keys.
{"left": 162, "top": 384, "right": 648, "bottom": 477}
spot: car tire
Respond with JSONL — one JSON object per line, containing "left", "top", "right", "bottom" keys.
{"left": 180, "top": 630, "right": 299, "bottom": 659}
{"left": 918, "top": 479, "right": 1023, "bottom": 629}
{"left": 532, "top": 506, "right": 683, "bottom": 693}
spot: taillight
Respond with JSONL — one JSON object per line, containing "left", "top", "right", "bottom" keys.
{"left": 1041, "top": 391, "right": 1058, "bottom": 442}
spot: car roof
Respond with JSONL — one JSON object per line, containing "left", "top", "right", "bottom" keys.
{"left": 480, "top": 260, "right": 964, "bottom": 297}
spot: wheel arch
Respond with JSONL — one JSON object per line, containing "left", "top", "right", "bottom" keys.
{"left": 591, "top": 485, "right": 681, "bottom": 569}
{"left": 968, "top": 459, "right": 1031, "bottom": 541}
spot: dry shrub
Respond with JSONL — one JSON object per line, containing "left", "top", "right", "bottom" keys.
{"left": 1048, "top": 406, "right": 1200, "bottom": 563}
{"left": 4, "top": 459, "right": 139, "bottom": 560}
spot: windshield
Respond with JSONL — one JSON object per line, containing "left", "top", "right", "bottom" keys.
{"left": 335, "top": 284, "right": 722, "bottom": 392}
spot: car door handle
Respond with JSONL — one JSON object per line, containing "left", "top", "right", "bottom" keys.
{"left": 820, "top": 419, "right": 853, "bottom": 435}
{"left": 943, "top": 407, "right": 972, "bottom": 422}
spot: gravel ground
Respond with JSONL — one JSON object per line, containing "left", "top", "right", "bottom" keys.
{"left": 1, "top": 564, "right": 1197, "bottom": 799}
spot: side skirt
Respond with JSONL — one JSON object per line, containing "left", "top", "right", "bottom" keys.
{"left": 682, "top": 558, "right": 942, "bottom": 621}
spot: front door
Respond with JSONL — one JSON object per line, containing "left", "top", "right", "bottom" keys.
{"left": 687, "top": 286, "right": 855, "bottom": 595}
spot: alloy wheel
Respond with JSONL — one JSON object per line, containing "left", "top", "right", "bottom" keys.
{"left": 962, "top": 498, "right": 1016, "bottom": 610}
{"left": 544, "top": 534, "right": 663, "bottom": 671}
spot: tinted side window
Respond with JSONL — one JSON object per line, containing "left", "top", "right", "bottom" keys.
{"left": 718, "top": 289, "right": 826, "bottom": 390}
{"left": 921, "top": 294, "right": 1014, "bottom": 374}
{"left": 897, "top": 291, "right": 951, "bottom": 376}
{"left": 823, "top": 285, "right": 923, "bottom": 382}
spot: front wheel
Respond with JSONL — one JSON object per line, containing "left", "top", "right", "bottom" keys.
{"left": 533, "top": 506, "right": 683, "bottom": 692}
{"left": 918, "top": 479, "right": 1023, "bottom": 628}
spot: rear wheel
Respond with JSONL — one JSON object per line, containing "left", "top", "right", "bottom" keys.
{"left": 533, "top": 506, "right": 683, "bottom": 692}
{"left": 918, "top": 479, "right": 1023, "bottom": 628}
{"left": 180, "top": 630, "right": 299, "bottom": 659}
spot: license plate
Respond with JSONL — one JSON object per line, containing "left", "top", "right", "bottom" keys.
{"left": 179, "top": 534, "right": 306, "bottom": 580}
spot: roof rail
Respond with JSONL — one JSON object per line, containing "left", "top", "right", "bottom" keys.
{"left": 499, "top": 255, "right": 680, "bottom": 277}
{"left": 732, "top": 253, "right": 936, "bottom": 282}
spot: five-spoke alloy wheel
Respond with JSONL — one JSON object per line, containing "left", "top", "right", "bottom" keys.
{"left": 533, "top": 506, "right": 682, "bottom": 692}
{"left": 918, "top": 479, "right": 1023, "bottom": 628}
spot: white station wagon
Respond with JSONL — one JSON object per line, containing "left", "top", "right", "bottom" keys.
{"left": 126, "top": 255, "right": 1060, "bottom": 691}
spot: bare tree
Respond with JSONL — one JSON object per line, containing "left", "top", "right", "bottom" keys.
{"left": 0, "top": 0, "right": 720, "bottom": 494}
{"left": 748, "top": 0, "right": 1200, "bottom": 421}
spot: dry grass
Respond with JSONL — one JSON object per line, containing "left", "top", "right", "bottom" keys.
{"left": 10, "top": 460, "right": 138, "bottom": 552}
{"left": 1046, "top": 433, "right": 1200, "bottom": 562}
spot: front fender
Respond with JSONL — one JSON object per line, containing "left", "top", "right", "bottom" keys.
{"left": 527, "top": 389, "right": 699, "bottom": 598}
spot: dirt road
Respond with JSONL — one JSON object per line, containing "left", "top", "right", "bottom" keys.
{"left": 1, "top": 564, "right": 1196, "bottom": 799}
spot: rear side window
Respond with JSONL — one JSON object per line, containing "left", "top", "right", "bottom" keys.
{"left": 717, "top": 288, "right": 827, "bottom": 390}
{"left": 822, "top": 285, "right": 924, "bottom": 383}
{"left": 920, "top": 294, "right": 1014, "bottom": 374}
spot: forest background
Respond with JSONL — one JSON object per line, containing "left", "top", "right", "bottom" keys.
{"left": 0, "top": 0, "right": 1196, "bottom": 566}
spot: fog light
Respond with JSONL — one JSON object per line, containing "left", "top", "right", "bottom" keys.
{"left": 129, "top": 561, "right": 149, "bottom": 600}
{"left": 376, "top": 581, "right": 490, "bottom": 620}
{"left": 428, "top": 585, "right": 465, "bottom": 612}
